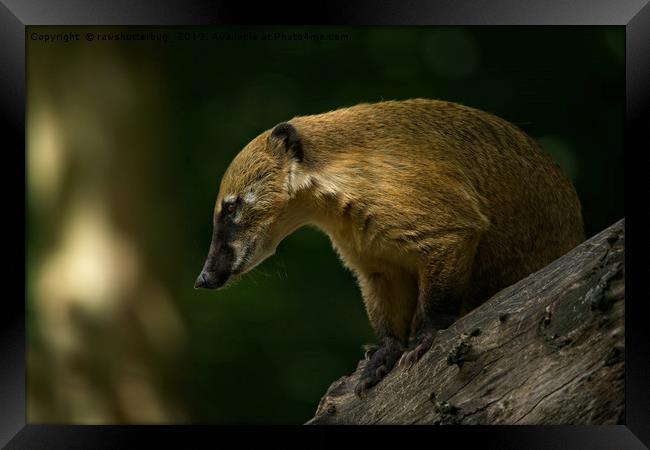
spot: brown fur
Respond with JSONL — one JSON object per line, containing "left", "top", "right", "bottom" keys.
{"left": 205, "top": 98, "right": 584, "bottom": 384}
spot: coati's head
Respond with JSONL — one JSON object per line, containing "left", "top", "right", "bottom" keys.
{"left": 195, "top": 122, "right": 307, "bottom": 290}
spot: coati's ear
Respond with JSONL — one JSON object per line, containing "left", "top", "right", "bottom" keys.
{"left": 267, "top": 122, "right": 303, "bottom": 162}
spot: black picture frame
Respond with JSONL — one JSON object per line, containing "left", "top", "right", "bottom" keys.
{"left": 2, "top": 0, "right": 647, "bottom": 448}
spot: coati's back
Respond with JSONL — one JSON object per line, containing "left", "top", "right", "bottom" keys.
{"left": 290, "top": 99, "right": 584, "bottom": 304}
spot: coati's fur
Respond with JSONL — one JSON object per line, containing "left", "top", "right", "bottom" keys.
{"left": 195, "top": 99, "right": 584, "bottom": 394}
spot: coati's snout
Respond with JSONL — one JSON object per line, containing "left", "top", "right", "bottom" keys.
{"left": 194, "top": 239, "right": 234, "bottom": 289}
{"left": 194, "top": 196, "right": 258, "bottom": 290}
{"left": 194, "top": 218, "right": 237, "bottom": 290}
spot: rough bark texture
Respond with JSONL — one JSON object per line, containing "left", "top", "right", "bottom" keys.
{"left": 307, "top": 219, "right": 625, "bottom": 425}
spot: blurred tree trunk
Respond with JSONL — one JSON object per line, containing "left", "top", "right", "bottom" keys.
{"left": 307, "top": 219, "right": 625, "bottom": 425}
{"left": 27, "top": 40, "right": 189, "bottom": 423}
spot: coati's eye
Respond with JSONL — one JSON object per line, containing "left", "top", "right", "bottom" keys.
{"left": 225, "top": 202, "right": 236, "bottom": 215}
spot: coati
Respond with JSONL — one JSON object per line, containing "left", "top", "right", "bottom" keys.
{"left": 195, "top": 99, "right": 584, "bottom": 395}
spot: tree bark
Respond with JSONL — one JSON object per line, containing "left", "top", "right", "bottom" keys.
{"left": 307, "top": 219, "right": 625, "bottom": 425}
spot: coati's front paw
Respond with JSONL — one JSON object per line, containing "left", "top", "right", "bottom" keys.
{"left": 354, "top": 343, "right": 403, "bottom": 397}
{"left": 399, "top": 314, "right": 456, "bottom": 368}
{"left": 398, "top": 330, "right": 436, "bottom": 368}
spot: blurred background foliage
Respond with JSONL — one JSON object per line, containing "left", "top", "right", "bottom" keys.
{"left": 27, "top": 26, "right": 624, "bottom": 424}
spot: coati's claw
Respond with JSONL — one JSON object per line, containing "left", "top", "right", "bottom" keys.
{"left": 398, "top": 331, "right": 435, "bottom": 368}
{"left": 355, "top": 343, "right": 403, "bottom": 397}
{"left": 362, "top": 343, "right": 379, "bottom": 360}
{"left": 398, "top": 316, "right": 453, "bottom": 369}
{"left": 397, "top": 351, "right": 414, "bottom": 368}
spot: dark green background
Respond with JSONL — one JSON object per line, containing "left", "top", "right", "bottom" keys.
{"left": 27, "top": 26, "right": 624, "bottom": 423}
